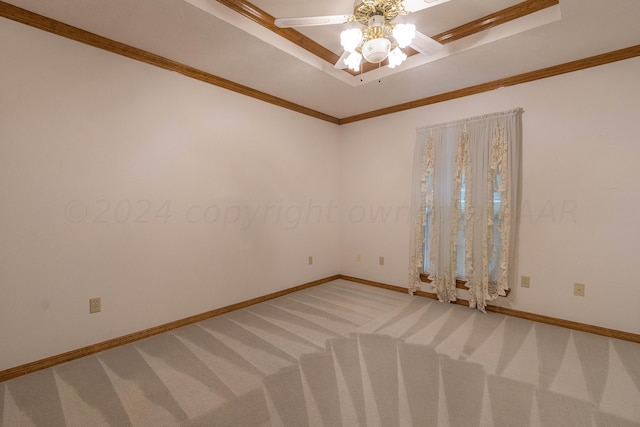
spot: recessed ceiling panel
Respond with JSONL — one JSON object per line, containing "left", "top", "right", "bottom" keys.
{"left": 3, "top": 0, "right": 640, "bottom": 119}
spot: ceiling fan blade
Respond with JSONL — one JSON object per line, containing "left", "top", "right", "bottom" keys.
{"left": 334, "top": 51, "right": 350, "bottom": 69}
{"left": 411, "top": 31, "right": 444, "bottom": 55}
{"left": 275, "top": 14, "right": 353, "bottom": 28}
{"left": 402, "top": 0, "right": 450, "bottom": 13}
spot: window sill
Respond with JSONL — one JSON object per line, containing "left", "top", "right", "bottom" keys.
{"left": 419, "top": 273, "right": 511, "bottom": 297}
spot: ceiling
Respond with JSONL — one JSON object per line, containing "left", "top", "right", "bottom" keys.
{"left": 2, "top": 0, "right": 640, "bottom": 122}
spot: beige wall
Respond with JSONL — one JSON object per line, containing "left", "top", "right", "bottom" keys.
{"left": 340, "top": 56, "right": 640, "bottom": 335}
{"left": 0, "top": 20, "right": 341, "bottom": 370}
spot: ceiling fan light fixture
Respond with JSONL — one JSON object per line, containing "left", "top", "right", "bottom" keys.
{"left": 340, "top": 28, "right": 363, "bottom": 52}
{"left": 292, "top": 0, "right": 445, "bottom": 71}
{"left": 362, "top": 37, "right": 391, "bottom": 63}
{"left": 393, "top": 23, "right": 416, "bottom": 48}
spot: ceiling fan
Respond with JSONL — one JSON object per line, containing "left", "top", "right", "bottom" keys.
{"left": 274, "top": 0, "right": 449, "bottom": 72}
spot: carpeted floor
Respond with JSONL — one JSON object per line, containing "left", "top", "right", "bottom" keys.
{"left": 1, "top": 279, "right": 639, "bottom": 426}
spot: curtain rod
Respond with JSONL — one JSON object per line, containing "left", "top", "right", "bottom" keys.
{"left": 416, "top": 107, "right": 523, "bottom": 132}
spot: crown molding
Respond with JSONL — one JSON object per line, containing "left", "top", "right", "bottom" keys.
{"left": 2, "top": 1, "right": 639, "bottom": 125}
{"left": 432, "top": 0, "right": 558, "bottom": 45}
{"left": 0, "top": 1, "right": 340, "bottom": 124}
{"left": 216, "top": 0, "right": 559, "bottom": 75}
{"left": 339, "top": 44, "right": 640, "bottom": 124}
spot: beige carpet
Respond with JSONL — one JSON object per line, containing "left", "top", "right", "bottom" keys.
{"left": 1, "top": 279, "right": 639, "bottom": 426}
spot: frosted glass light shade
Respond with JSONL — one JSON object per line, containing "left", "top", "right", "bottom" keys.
{"left": 340, "top": 28, "right": 363, "bottom": 53}
{"left": 388, "top": 47, "right": 407, "bottom": 68}
{"left": 362, "top": 37, "right": 391, "bottom": 63}
{"left": 344, "top": 51, "right": 362, "bottom": 71}
{"left": 393, "top": 24, "right": 416, "bottom": 48}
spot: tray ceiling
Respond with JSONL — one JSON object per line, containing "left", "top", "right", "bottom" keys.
{"left": 2, "top": 0, "right": 640, "bottom": 121}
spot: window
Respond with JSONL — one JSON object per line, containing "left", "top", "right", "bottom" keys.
{"left": 423, "top": 180, "right": 503, "bottom": 280}
{"left": 409, "top": 109, "right": 522, "bottom": 311}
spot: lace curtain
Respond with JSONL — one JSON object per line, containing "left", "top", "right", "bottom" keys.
{"left": 408, "top": 108, "right": 522, "bottom": 312}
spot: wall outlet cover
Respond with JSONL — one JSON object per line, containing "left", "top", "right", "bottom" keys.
{"left": 89, "top": 297, "right": 101, "bottom": 313}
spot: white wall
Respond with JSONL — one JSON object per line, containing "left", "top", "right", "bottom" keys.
{"left": 2, "top": 16, "right": 639, "bottom": 372}
{"left": 0, "top": 20, "right": 341, "bottom": 370}
{"left": 340, "top": 56, "right": 640, "bottom": 335}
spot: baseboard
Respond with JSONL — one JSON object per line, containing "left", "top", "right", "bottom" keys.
{"left": 338, "top": 275, "right": 640, "bottom": 344}
{"left": 0, "top": 274, "right": 340, "bottom": 383}
{"left": 419, "top": 273, "right": 511, "bottom": 296}
{"left": 4, "top": 273, "right": 637, "bottom": 383}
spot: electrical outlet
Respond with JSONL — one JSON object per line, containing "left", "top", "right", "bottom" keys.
{"left": 574, "top": 283, "right": 585, "bottom": 297}
{"left": 89, "top": 297, "right": 101, "bottom": 313}
{"left": 356, "top": 254, "right": 362, "bottom": 262}
{"left": 521, "top": 276, "right": 530, "bottom": 288}
{"left": 308, "top": 256, "right": 313, "bottom": 265}
{"left": 379, "top": 256, "right": 385, "bottom": 266}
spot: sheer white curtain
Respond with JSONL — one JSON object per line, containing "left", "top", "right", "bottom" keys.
{"left": 409, "top": 108, "right": 522, "bottom": 311}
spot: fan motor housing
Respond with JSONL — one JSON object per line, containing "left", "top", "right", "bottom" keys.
{"left": 353, "top": 0, "right": 407, "bottom": 25}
